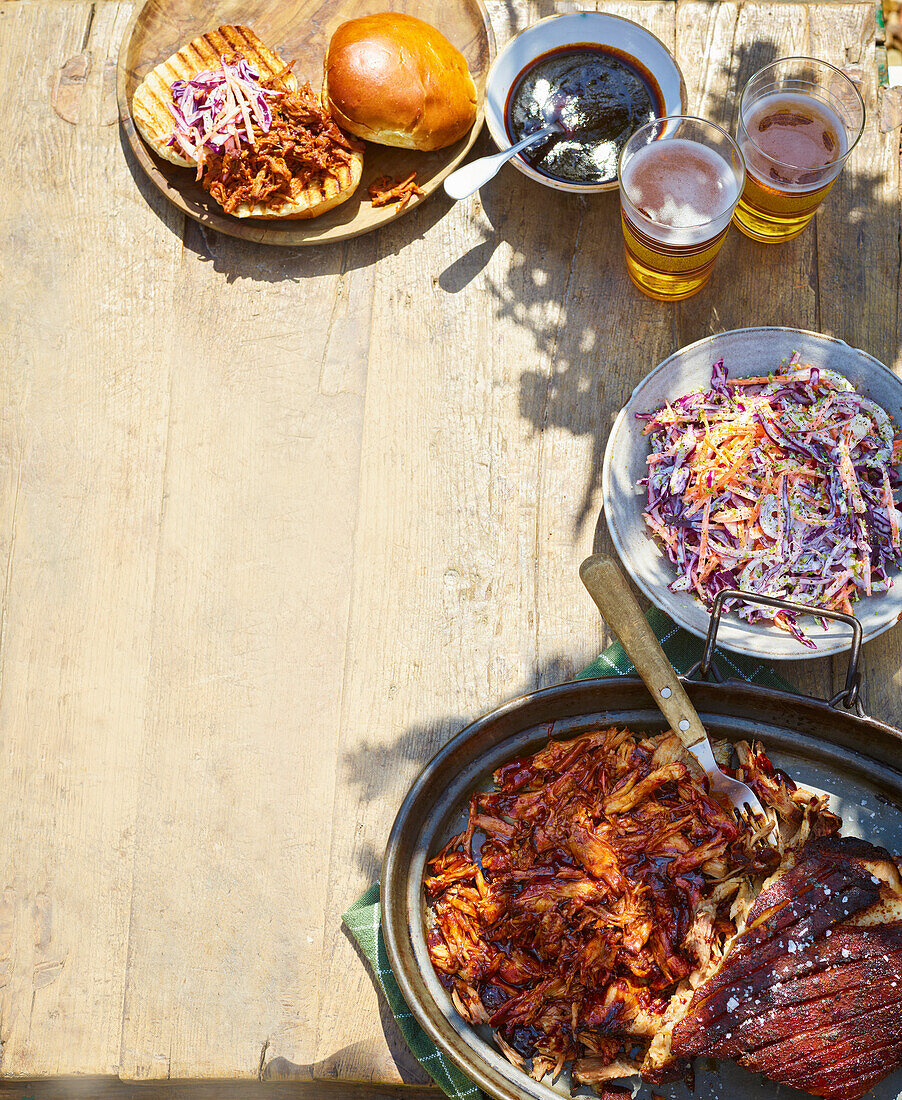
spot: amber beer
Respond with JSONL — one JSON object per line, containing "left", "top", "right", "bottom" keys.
{"left": 618, "top": 117, "right": 745, "bottom": 301}
{"left": 734, "top": 59, "right": 865, "bottom": 243}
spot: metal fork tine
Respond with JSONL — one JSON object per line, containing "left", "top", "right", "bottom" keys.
{"left": 737, "top": 802, "right": 757, "bottom": 830}
{"left": 737, "top": 798, "right": 777, "bottom": 840}
{"left": 578, "top": 557, "right": 780, "bottom": 835}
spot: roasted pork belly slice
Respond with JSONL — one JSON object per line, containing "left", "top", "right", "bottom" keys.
{"left": 650, "top": 837, "right": 902, "bottom": 1100}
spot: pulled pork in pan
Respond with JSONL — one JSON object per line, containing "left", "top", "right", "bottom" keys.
{"left": 201, "top": 61, "right": 363, "bottom": 214}
{"left": 425, "top": 727, "right": 840, "bottom": 1086}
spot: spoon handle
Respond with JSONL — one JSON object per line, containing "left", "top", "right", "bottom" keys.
{"left": 443, "top": 126, "right": 555, "bottom": 200}
{"left": 579, "top": 554, "right": 709, "bottom": 750}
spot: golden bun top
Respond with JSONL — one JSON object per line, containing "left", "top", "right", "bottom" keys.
{"left": 323, "top": 13, "right": 477, "bottom": 151}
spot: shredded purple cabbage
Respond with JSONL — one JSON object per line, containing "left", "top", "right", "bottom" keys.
{"left": 638, "top": 354, "right": 902, "bottom": 647}
{"left": 165, "top": 56, "right": 282, "bottom": 159}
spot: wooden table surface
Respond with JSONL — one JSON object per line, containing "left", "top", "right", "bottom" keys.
{"left": 2, "top": 0, "right": 901, "bottom": 1090}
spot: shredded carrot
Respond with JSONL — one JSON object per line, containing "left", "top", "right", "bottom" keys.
{"left": 639, "top": 356, "right": 902, "bottom": 648}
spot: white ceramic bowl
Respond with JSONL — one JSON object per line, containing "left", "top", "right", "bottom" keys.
{"left": 602, "top": 328, "right": 902, "bottom": 659}
{"left": 484, "top": 12, "right": 687, "bottom": 193}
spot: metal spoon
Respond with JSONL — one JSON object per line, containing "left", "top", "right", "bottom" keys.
{"left": 579, "top": 554, "right": 767, "bottom": 822}
{"left": 443, "top": 122, "right": 561, "bottom": 201}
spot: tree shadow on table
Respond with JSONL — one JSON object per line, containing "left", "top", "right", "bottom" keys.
{"left": 340, "top": 655, "right": 597, "bottom": 840}
{"left": 439, "top": 34, "right": 901, "bottom": 540}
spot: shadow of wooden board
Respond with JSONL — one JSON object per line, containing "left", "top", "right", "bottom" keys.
{"left": 117, "top": 0, "right": 495, "bottom": 243}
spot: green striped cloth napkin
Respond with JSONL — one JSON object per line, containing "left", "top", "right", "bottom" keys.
{"left": 342, "top": 607, "right": 793, "bottom": 1099}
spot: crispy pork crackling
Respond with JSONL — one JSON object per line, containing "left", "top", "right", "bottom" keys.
{"left": 645, "top": 835, "right": 902, "bottom": 1099}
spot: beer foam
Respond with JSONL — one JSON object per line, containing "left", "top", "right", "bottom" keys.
{"left": 622, "top": 138, "right": 739, "bottom": 227}
{"left": 741, "top": 92, "right": 849, "bottom": 191}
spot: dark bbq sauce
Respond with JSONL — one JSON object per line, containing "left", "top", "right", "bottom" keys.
{"left": 505, "top": 44, "right": 665, "bottom": 184}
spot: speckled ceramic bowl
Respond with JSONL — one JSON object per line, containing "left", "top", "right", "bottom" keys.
{"left": 483, "top": 11, "right": 687, "bottom": 193}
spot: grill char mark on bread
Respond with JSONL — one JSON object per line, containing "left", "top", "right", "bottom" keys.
{"left": 132, "top": 25, "right": 295, "bottom": 168}
{"left": 651, "top": 837, "right": 902, "bottom": 1100}
{"left": 131, "top": 25, "right": 363, "bottom": 219}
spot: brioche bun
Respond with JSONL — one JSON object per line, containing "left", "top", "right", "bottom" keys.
{"left": 323, "top": 13, "right": 477, "bottom": 151}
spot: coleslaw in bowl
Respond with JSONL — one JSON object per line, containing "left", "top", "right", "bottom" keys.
{"left": 602, "top": 328, "right": 902, "bottom": 658}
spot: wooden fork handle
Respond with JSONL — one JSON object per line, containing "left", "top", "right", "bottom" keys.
{"left": 579, "top": 554, "right": 709, "bottom": 750}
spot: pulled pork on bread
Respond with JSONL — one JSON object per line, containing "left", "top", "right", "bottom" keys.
{"left": 132, "top": 25, "right": 364, "bottom": 219}
{"left": 200, "top": 75, "right": 364, "bottom": 217}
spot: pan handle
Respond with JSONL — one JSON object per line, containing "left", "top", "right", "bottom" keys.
{"left": 697, "top": 589, "right": 863, "bottom": 712}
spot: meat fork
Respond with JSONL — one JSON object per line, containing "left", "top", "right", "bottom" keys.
{"left": 580, "top": 554, "right": 767, "bottom": 824}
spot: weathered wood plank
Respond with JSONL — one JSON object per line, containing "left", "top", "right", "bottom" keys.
{"left": 0, "top": 0, "right": 373, "bottom": 1082}
{"left": 113, "top": 87, "right": 377, "bottom": 1100}
{"left": 0, "top": 0, "right": 177, "bottom": 1077}
{"left": 0, "top": 1080, "right": 443, "bottom": 1100}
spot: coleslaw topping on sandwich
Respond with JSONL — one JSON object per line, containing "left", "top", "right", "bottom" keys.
{"left": 165, "top": 57, "right": 281, "bottom": 167}
{"left": 161, "top": 51, "right": 363, "bottom": 215}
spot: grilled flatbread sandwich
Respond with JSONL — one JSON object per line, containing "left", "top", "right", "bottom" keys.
{"left": 132, "top": 25, "right": 364, "bottom": 219}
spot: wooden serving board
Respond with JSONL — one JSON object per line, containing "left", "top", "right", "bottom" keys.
{"left": 117, "top": 0, "right": 495, "bottom": 245}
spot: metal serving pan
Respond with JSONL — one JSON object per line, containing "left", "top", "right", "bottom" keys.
{"left": 382, "top": 629, "right": 902, "bottom": 1100}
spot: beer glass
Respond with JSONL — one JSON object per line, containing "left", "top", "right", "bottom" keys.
{"left": 619, "top": 116, "right": 745, "bottom": 301}
{"left": 733, "top": 57, "right": 865, "bottom": 243}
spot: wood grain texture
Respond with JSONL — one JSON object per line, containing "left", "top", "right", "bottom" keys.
{"left": 2, "top": 0, "right": 374, "bottom": 1082}
{"left": 0, "top": 1081, "right": 443, "bottom": 1100}
{"left": 0, "top": 0, "right": 178, "bottom": 1077}
{"left": 0, "top": 0, "right": 900, "bottom": 1088}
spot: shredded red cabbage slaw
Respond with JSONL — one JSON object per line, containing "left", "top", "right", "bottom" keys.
{"left": 166, "top": 57, "right": 282, "bottom": 176}
{"left": 638, "top": 354, "right": 902, "bottom": 646}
